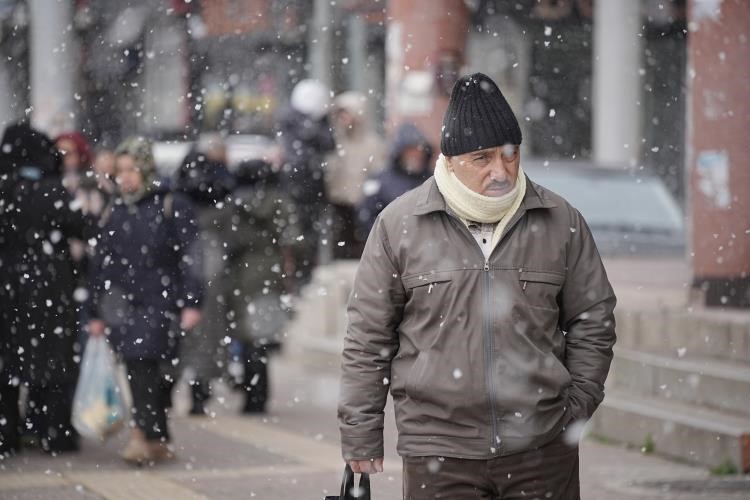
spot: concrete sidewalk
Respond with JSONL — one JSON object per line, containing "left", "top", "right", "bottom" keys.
{"left": 3, "top": 256, "right": 748, "bottom": 499}
{"left": 1, "top": 353, "right": 748, "bottom": 499}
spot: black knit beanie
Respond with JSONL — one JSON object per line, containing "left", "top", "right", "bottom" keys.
{"left": 440, "top": 72, "right": 522, "bottom": 156}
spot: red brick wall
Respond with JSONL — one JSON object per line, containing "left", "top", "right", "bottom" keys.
{"left": 386, "top": 0, "right": 470, "bottom": 154}
{"left": 202, "top": 0, "right": 271, "bottom": 36}
{"left": 689, "top": 0, "right": 750, "bottom": 279}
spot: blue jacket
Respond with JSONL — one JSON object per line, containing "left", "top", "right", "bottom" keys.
{"left": 357, "top": 123, "right": 433, "bottom": 235}
{"left": 87, "top": 186, "right": 203, "bottom": 361}
{"left": 277, "top": 105, "right": 336, "bottom": 206}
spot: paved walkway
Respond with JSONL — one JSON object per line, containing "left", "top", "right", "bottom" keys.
{"left": 4, "top": 257, "right": 749, "bottom": 498}
{"left": 1, "top": 353, "right": 748, "bottom": 499}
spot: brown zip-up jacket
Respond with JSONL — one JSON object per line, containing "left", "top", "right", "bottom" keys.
{"left": 338, "top": 176, "right": 616, "bottom": 460}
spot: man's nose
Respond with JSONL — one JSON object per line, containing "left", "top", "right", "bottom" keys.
{"left": 488, "top": 157, "right": 507, "bottom": 181}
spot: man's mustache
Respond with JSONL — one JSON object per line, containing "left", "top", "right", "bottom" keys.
{"left": 487, "top": 179, "right": 512, "bottom": 191}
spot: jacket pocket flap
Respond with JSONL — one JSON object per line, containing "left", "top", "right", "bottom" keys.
{"left": 402, "top": 271, "right": 453, "bottom": 289}
{"left": 519, "top": 270, "right": 565, "bottom": 286}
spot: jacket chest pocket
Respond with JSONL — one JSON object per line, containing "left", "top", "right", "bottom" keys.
{"left": 518, "top": 270, "right": 564, "bottom": 311}
{"left": 403, "top": 271, "right": 454, "bottom": 294}
{"left": 402, "top": 271, "right": 454, "bottom": 317}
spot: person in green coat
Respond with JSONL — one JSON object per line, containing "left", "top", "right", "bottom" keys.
{"left": 221, "top": 158, "right": 301, "bottom": 413}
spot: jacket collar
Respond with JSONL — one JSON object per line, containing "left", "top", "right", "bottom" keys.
{"left": 413, "top": 175, "right": 557, "bottom": 216}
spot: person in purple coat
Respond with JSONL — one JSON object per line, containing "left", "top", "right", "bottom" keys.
{"left": 87, "top": 136, "right": 203, "bottom": 464}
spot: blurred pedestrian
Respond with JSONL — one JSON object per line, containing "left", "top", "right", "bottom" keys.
{"left": 356, "top": 122, "right": 433, "bottom": 235}
{"left": 93, "top": 147, "right": 115, "bottom": 176}
{"left": 220, "top": 158, "right": 301, "bottom": 413}
{"left": 55, "top": 131, "right": 92, "bottom": 195}
{"left": 174, "top": 133, "right": 235, "bottom": 416}
{"left": 87, "top": 136, "right": 203, "bottom": 464}
{"left": 277, "top": 79, "right": 335, "bottom": 283}
{"left": 92, "top": 148, "right": 117, "bottom": 196}
{"left": 325, "top": 91, "right": 385, "bottom": 259}
{"left": 55, "top": 132, "right": 100, "bottom": 277}
{"left": 0, "top": 123, "right": 91, "bottom": 455}
{"left": 339, "top": 73, "right": 616, "bottom": 498}
{"left": 54, "top": 141, "right": 114, "bottom": 396}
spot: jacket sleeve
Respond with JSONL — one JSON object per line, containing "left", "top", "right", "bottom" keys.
{"left": 280, "top": 112, "right": 335, "bottom": 154}
{"left": 172, "top": 195, "right": 204, "bottom": 308}
{"left": 85, "top": 223, "right": 115, "bottom": 321}
{"left": 49, "top": 182, "right": 96, "bottom": 241}
{"left": 559, "top": 210, "right": 617, "bottom": 421}
{"left": 313, "top": 115, "right": 336, "bottom": 154}
{"left": 338, "top": 214, "right": 405, "bottom": 460}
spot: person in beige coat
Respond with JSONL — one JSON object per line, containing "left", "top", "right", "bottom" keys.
{"left": 338, "top": 73, "right": 616, "bottom": 499}
{"left": 325, "top": 91, "right": 384, "bottom": 259}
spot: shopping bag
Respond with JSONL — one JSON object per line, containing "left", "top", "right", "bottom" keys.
{"left": 72, "top": 336, "right": 129, "bottom": 440}
{"left": 325, "top": 464, "right": 371, "bottom": 500}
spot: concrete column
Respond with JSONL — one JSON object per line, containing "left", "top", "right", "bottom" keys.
{"left": 142, "top": 16, "right": 189, "bottom": 134}
{"left": 385, "top": 0, "right": 469, "bottom": 148}
{"left": 593, "top": 0, "right": 641, "bottom": 168}
{"left": 29, "top": 0, "right": 75, "bottom": 135}
{"left": 688, "top": 0, "right": 750, "bottom": 307}
{"left": 346, "top": 14, "right": 367, "bottom": 93}
{"left": 309, "top": 0, "right": 332, "bottom": 88}
{"left": 0, "top": 62, "right": 15, "bottom": 130}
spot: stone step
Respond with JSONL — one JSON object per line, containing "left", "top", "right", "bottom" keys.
{"left": 285, "top": 262, "right": 355, "bottom": 372}
{"left": 614, "top": 306, "right": 750, "bottom": 363}
{"left": 609, "top": 347, "right": 750, "bottom": 416}
{"left": 589, "top": 389, "right": 750, "bottom": 473}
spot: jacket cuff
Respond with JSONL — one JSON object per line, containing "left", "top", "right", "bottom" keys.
{"left": 340, "top": 432, "right": 384, "bottom": 461}
{"left": 568, "top": 386, "right": 600, "bottom": 421}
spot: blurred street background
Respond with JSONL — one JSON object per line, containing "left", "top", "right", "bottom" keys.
{"left": 0, "top": 0, "right": 749, "bottom": 498}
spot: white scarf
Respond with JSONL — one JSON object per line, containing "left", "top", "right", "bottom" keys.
{"left": 434, "top": 154, "right": 526, "bottom": 250}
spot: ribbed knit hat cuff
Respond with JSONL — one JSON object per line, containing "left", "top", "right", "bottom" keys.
{"left": 440, "top": 72, "right": 522, "bottom": 156}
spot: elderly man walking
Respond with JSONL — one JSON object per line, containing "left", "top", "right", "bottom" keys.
{"left": 338, "top": 73, "right": 616, "bottom": 499}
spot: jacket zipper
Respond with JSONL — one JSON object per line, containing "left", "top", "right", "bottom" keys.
{"left": 483, "top": 209, "right": 530, "bottom": 455}
{"left": 444, "top": 215, "right": 501, "bottom": 455}
{"left": 483, "top": 259, "right": 500, "bottom": 454}
{"left": 444, "top": 209, "right": 528, "bottom": 457}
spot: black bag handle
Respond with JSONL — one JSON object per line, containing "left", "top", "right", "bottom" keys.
{"left": 334, "top": 464, "right": 371, "bottom": 500}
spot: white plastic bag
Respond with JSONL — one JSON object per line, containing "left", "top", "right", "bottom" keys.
{"left": 72, "top": 336, "right": 130, "bottom": 440}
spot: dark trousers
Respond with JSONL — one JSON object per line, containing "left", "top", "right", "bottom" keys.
{"left": 330, "top": 203, "right": 365, "bottom": 260}
{"left": 0, "top": 381, "right": 20, "bottom": 454}
{"left": 0, "top": 380, "right": 78, "bottom": 454}
{"left": 125, "top": 359, "right": 170, "bottom": 442}
{"left": 242, "top": 342, "right": 269, "bottom": 411}
{"left": 25, "top": 384, "right": 79, "bottom": 452}
{"left": 402, "top": 434, "right": 579, "bottom": 500}
{"left": 294, "top": 201, "right": 330, "bottom": 286}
